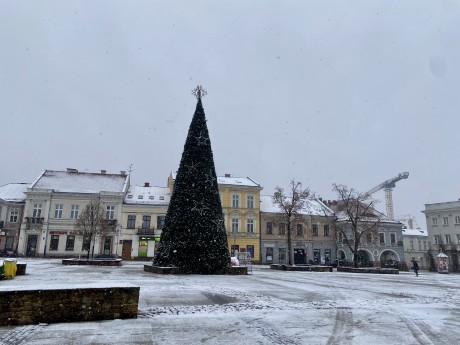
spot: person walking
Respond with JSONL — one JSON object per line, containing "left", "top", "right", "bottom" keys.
{"left": 412, "top": 260, "right": 419, "bottom": 276}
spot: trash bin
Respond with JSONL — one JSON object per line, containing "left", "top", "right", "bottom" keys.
{"left": 4, "top": 258, "right": 17, "bottom": 278}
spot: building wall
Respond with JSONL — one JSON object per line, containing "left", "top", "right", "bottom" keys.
{"left": 260, "top": 212, "right": 336, "bottom": 265}
{"left": 220, "top": 186, "right": 262, "bottom": 263}
{"left": 0, "top": 202, "right": 25, "bottom": 254}
{"left": 402, "top": 233, "right": 429, "bottom": 270}
{"left": 17, "top": 190, "right": 124, "bottom": 258}
{"left": 424, "top": 200, "right": 460, "bottom": 269}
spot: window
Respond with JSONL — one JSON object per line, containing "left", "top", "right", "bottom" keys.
{"left": 443, "top": 217, "right": 449, "bottom": 225}
{"left": 279, "top": 248, "right": 286, "bottom": 264}
{"left": 432, "top": 218, "right": 438, "bottom": 226}
{"left": 149, "top": 196, "right": 154, "bottom": 200}
{"left": 266, "top": 247, "right": 274, "bottom": 262}
{"left": 457, "top": 234, "right": 460, "bottom": 244}
{"left": 366, "top": 232, "right": 372, "bottom": 243}
{"left": 232, "top": 194, "right": 240, "bottom": 208}
{"left": 247, "top": 195, "right": 254, "bottom": 209}
{"left": 66, "top": 235, "right": 75, "bottom": 251}
{"left": 379, "top": 233, "right": 385, "bottom": 244}
{"left": 279, "top": 223, "right": 286, "bottom": 235}
{"left": 49, "top": 235, "right": 59, "bottom": 251}
{"left": 33, "top": 203, "right": 42, "bottom": 218}
{"left": 434, "top": 235, "right": 440, "bottom": 244}
{"left": 456, "top": 216, "right": 460, "bottom": 224}
{"left": 247, "top": 219, "right": 254, "bottom": 233}
{"left": 231, "top": 244, "right": 239, "bottom": 256}
{"left": 423, "top": 241, "right": 427, "bottom": 250}
{"left": 297, "top": 224, "right": 303, "bottom": 236}
{"left": 127, "top": 215, "right": 136, "bottom": 229}
{"left": 410, "top": 239, "right": 414, "bottom": 250}
{"left": 323, "top": 224, "right": 329, "bottom": 237}
{"left": 390, "top": 233, "right": 396, "bottom": 245}
{"left": 70, "top": 205, "right": 79, "bottom": 219}
{"left": 106, "top": 206, "right": 115, "bottom": 220}
{"left": 54, "top": 204, "right": 63, "bottom": 219}
{"left": 231, "top": 218, "right": 239, "bottom": 233}
{"left": 142, "top": 215, "right": 151, "bottom": 229}
{"left": 312, "top": 224, "right": 318, "bottom": 236}
{"left": 157, "top": 216, "right": 166, "bottom": 229}
{"left": 9, "top": 208, "right": 19, "bottom": 223}
{"left": 418, "top": 240, "right": 422, "bottom": 251}
{"left": 246, "top": 245, "right": 254, "bottom": 258}
{"left": 266, "top": 222, "right": 273, "bottom": 234}
{"left": 338, "top": 232, "right": 343, "bottom": 243}
{"left": 445, "top": 234, "right": 451, "bottom": 244}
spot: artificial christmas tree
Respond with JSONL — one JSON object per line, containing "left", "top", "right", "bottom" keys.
{"left": 153, "top": 86, "right": 230, "bottom": 274}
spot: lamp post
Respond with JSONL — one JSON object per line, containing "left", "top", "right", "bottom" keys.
{"left": 115, "top": 225, "right": 121, "bottom": 257}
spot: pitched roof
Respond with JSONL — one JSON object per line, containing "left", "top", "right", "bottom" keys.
{"left": 0, "top": 183, "right": 29, "bottom": 202}
{"left": 260, "top": 195, "right": 333, "bottom": 216}
{"left": 402, "top": 228, "right": 428, "bottom": 237}
{"left": 30, "top": 170, "right": 129, "bottom": 194}
{"left": 124, "top": 185, "right": 171, "bottom": 205}
{"left": 217, "top": 176, "right": 262, "bottom": 188}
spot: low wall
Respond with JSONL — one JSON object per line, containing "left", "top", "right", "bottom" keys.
{"left": 62, "top": 258, "right": 122, "bottom": 266}
{"left": 337, "top": 267, "right": 399, "bottom": 274}
{"left": 270, "top": 264, "right": 333, "bottom": 272}
{"left": 0, "top": 286, "right": 139, "bottom": 326}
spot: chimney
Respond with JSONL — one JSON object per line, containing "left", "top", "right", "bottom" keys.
{"left": 120, "top": 171, "right": 126, "bottom": 176}
{"left": 225, "top": 173, "right": 231, "bottom": 178}
{"left": 318, "top": 196, "right": 322, "bottom": 202}
{"left": 408, "top": 219, "right": 414, "bottom": 229}
{"left": 101, "top": 170, "right": 106, "bottom": 175}
{"left": 66, "top": 168, "right": 78, "bottom": 173}
{"left": 144, "top": 182, "right": 150, "bottom": 187}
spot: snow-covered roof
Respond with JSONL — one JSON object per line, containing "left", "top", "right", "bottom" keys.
{"left": 0, "top": 183, "right": 29, "bottom": 202}
{"left": 402, "top": 228, "right": 428, "bottom": 237}
{"left": 30, "top": 170, "right": 129, "bottom": 194}
{"left": 260, "top": 195, "right": 333, "bottom": 216}
{"left": 218, "top": 176, "right": 262, "bottom": 188}
{"left": 125, "top": 185, "right": 171, "bottom": 205}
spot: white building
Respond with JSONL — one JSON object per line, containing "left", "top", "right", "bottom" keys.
{"left": 17, "top": 169, "right": 129, "bottom": 257}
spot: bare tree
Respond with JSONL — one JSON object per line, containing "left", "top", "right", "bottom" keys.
{"left": 272, "top": 180, "right": 310, "bottom": 266}
{"left": 326, "top": 184, "right": 381, "bottom": 268}
{"left": 74, "top": 199, "right": 112, "bottom": 259}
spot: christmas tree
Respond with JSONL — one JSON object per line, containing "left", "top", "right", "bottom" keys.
{"left": 153, "top": 86, "right": 230, "bottom": 274}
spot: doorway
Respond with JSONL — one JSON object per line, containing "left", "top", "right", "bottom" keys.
{"left": 26, "top": 235, "right": 38, "bottom": 257}
{"left": 294, "top": 248, "right": 306, "bottom": 264}
{"left": 122, "top": 240, "right": 132, "bottom": 260}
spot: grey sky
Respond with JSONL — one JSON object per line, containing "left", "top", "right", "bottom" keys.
{"left": 1, "top": 1, "right": 459, "bottom": 226}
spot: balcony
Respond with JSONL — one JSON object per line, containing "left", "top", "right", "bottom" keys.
{"left": 25, "top": 217, "right": 44, "bottom": 230}
{"left": 137, "top": 227, "right": 156, "bottom": 235}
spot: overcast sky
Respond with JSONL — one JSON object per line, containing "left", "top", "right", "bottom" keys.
{"left": 1, "top": 1, "right": 459, "bottom": 227}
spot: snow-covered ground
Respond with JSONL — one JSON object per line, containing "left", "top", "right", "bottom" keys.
{"left": 1, "top": 259, "right": 460, "bottom": 345}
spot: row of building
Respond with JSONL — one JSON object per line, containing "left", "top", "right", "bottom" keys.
{"left": 1, "top": 167, "right": 443, "bottom": 268}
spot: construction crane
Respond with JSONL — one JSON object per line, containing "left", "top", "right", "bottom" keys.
{"left": 364, "top": 172, "right": 409, "bottom": 220}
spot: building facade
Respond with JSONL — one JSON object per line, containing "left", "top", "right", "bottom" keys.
{"left": 17, "top": 169, "right": 129, "bottom": 258}
{"left": 0, "top": 183, "right": 29, "bottom": 255}
{"left": 260, "top": 195, "right": 336, "bottom": 265}
{"left": 119, "top": 183, "right": 170, "bottom": 260}
{"left": 423, "top": 200, "right": 460, "bottom": 269}
{"left": 168, "top": 172, "right": 263, "bottom": 263}
{"left": 402, "top": 227, "right": 429, "bottom": 270}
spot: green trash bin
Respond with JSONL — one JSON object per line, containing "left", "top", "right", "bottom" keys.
{"left": 4, "top": 258, "right": 17, "bottom": 278}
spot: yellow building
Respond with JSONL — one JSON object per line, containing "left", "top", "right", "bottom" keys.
{"left": 120, "top": 183, "right": 170, "bottom": 260}
{"left": 168, "top": 173, "right": 263, "bottom": 263}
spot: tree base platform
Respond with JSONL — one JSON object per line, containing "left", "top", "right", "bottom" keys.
{"left": 144, "top": 265, "right": 248, "bottom": 275}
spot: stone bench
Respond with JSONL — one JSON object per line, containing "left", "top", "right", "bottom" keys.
{"left": 144, "top": 265, "right": 248, "bottom": 275}
{"left": 62, "top": 258, "right": 122, "bottom": 266}
{"left": 0, "top": 284, "right": 139, "bottom": 326}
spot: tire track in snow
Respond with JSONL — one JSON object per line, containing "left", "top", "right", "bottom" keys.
{"left": 326, "top": 308, "right": 354, "bottom": 345}
{"left": 398, "top": 314, "right": 446, "bottom": 345}
{"left": 242, "top": 317, "right": 299, "bottom": 345}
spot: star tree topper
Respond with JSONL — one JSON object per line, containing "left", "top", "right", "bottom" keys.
{"left": 192, "top": 85, "right": 207, "bottom": 100}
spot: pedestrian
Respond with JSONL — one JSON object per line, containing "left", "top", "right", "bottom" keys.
{"left": 412, "top": 260, "right": 419, "bottom": 276}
